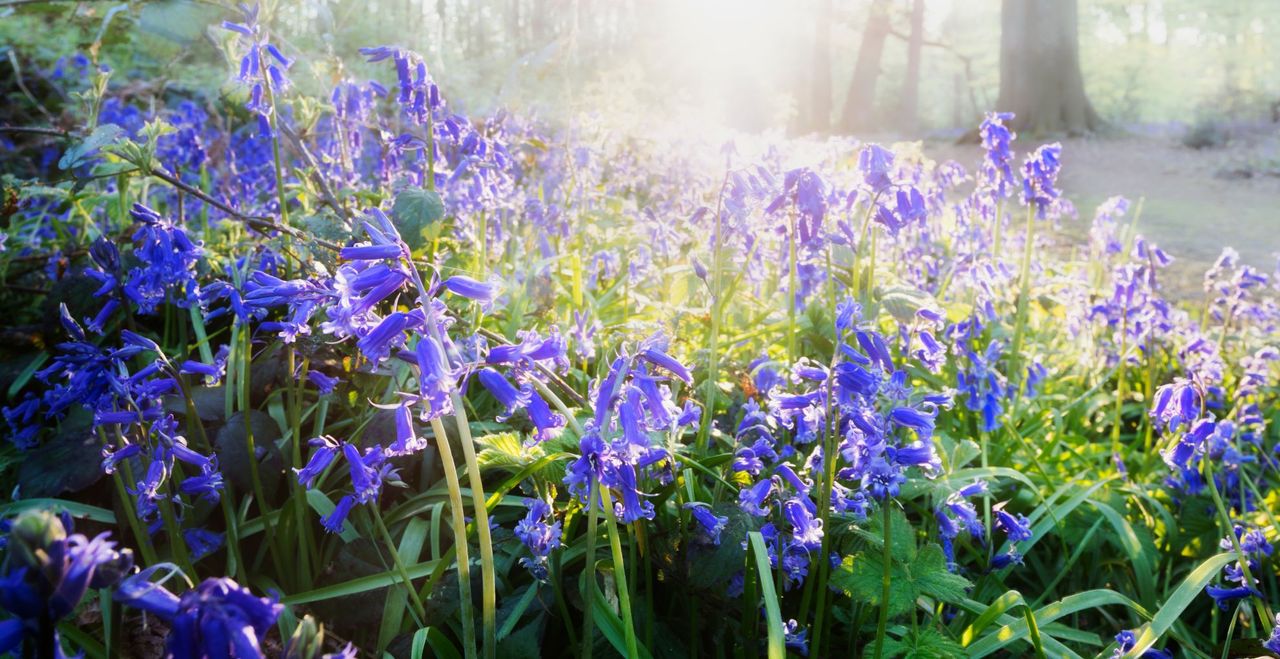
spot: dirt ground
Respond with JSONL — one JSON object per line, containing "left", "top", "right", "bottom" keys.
{"left": 925, "top": 127, "right": 1280, "bottom": 298}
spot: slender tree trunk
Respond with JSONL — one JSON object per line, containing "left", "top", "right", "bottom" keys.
{"left": 899, "top": 0, "right": 925, "bottom": 132}
{"left": 808, "top": 0, "right": 833, "bottom": 133}
{"left": 839, "top": 0, "right": 891, "bottom": 133}
{"left": 994, "top": 0, "right": 1102, "bottom": 135}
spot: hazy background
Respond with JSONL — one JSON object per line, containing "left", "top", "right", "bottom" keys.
{"left": 5, "top": 0, "right": 1280, "bottom": 289}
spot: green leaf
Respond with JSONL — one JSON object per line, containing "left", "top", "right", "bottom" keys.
{"left": 833, "top": 544, "right": 971, "bottom": 618}
{"left": 475, "top": 431, "right": 538, "bottom": 470}
{"left": 878, "top": 285, "right": 941, "bottom": 326}
{"left": 392, "top": 187, "right": 445, "bottom": 250}
{"left": 913, "top": 545, "right": 972, "bottom": 603}
{"left": 1125, "top": 553, "right": 1237, "bottom": 657}
{"left": 879, "top": 626, "right": 966, "bottom": 659}
{"left": 59, "top": 124, "right": 123, "bottom": 170}
{"left": 850, "top": 506, "right": 916, "bottom": 562}
{"left": 282, "top": 555, "right": 441, "bottom": 605}
{"left": 1086, "top": 499, "right": 1156, "bottom": 606}
{"left": 748, "top": 532, "right": 785, "bottom": 659}
{"left": 968, "top": 589, "right": 1148, "bottom": 657}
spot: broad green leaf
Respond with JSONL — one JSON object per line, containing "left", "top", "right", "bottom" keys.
{"left": 833, "top": 544, "right": 971, "bottom": 617}
{"left": 392, "top": 187, "right": 445, "bottom": 250}
{"left": 59, "top": 124, "right": 123, "bottom": 170}
{"left": 879, "top": 626, "right": 965, "bottom": 659}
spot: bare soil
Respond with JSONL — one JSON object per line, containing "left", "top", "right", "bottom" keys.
{"left": 926, "top": 127, "right": 1280, "bottom": 298}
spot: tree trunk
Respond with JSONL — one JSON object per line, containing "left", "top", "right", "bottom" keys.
{"left": 899, "top": 0, "right": 925, "bottom": 132}
{"left": 839, "top": 0, "right": 891, "bottom": 133}
{"left": 807, "top": 0, "right": 833, "bottom": 133}
{"left": 994, "top": 0, "right": 1102, "bottom": 135}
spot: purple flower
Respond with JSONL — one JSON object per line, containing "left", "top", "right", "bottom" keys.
{"left": 739, "top": 478, "right": 774, "bottom": 517}
{"left": 783, "top": 498, "right": 823, "bottom": 551}
{"left": 1205, "top": 583, "right": 1259, "bottom": 610}
{"left": 514, "top": 499, "right": 562, "bottom": 580}
{"left": 1021, "top": 143, "right": 1062, "bottom": 217}
{"left": 389, "top": 404, "right": 428, "bottom": 456}
{"left": 442, "top": 275, "right": 499, "bottom": 311}
{"left": 1, "top": 511, "right": 133, "bottom": 654}
{"left": 995, "top": 509, "right": 1032, "bottom": 543}
{"left": 116, "top": 569, "right": 283, "bottom": 658}
{"left": 1263, "top": 616, "right": 1280, "bottom": 654}
{"left": 684, "top": 503, "right": 728, "bottom": 545}
{"left": 858, "top": 144, "right": 894, "bottom": 194}
{"left": 296, "top": 436, "right": 340, "bottom": 488}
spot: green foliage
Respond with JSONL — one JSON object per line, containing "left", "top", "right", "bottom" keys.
{"left": 833, "top": 508, "right": 972, "bottom": 618}
{"left": 879, "top": 627, "right": 966, "bottom": 659}
{"left": 392, "top": 187, "right": 446, "bottom": 251}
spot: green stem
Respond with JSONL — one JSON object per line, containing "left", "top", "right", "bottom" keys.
{"left": 1009, "top": 205, "right": 1036, "bottom": 395}
{"left": 427, "top": 416, "right": 477, "bottom": 659}
{"left": 874, "top": 502, "right": 892, "bottom": 659}
{"left": 373, "top": 507, "right": 429, "bottom": 622}
{"left": 581, "top": 478, "right": 600, "bottom": 659}
{"left": 1204, "top": 459, "right": 1276, "bottom": 633}
{"left": 787, "top": 211, "right": 798, "bottom": 363}
{"left": 598, "top": 487, "right": 639, "bottom": 659}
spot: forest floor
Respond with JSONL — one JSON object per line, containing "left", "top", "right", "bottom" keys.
{"left": 925, "top": 126, "right": 1280, "bottom": 299}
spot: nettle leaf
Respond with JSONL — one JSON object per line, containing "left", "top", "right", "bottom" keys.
{"left": 878, "top": 627, "right": 966, "bottom": 659}
{"left": 833, "top": 544, "right": 971, "bottom": 617}
{"left": 392, "top": 187, "right": 445, "bottom": 250}
{"left": 911, "top": 545, "right": 971, "bottom": 603}
{"left": 59, "top": 124, "right": 124, "bottom": 170}
{"left": 475, "top": 431, "right": 540, "bottom": 470}
{"left": 833, "top": 552, "right": 917, "bottom": 617}
{"left": 851, "top": 506, "right": 916, "bottom": 562}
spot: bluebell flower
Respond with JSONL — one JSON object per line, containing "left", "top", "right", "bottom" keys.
{"left": 739, "top": 478, "right": 774, "bottom": 517}
{"left": 121, "top": 204, "right": 203, "bottom": 314}
{"left": 684, "top": 503, "right": 728, "bottom": 546}
{"left": 1150, "top": 378, "right": 1201, "bottom": 432}
{"left": 306, "top": 370, "right": 340, "bottom": 395}
{"left": 322, "top": 496, "right": 357, "bottom": 534}
{"left": 1020, "top": 143, "right": 1062, "bottom": 218}
{"left": 613, "top": 463, "right": 655, "bottom": 524}
{"left": 183, "top": 528, "right": 225, "bottom": 561}
{"left": 389, "top": 403, "right": 428, "bottom": 456}
{"left": 858, "top": 144, "right": 894, "bottom": 194}
{"left": 0, "top": 511, "right": 132, "bottom": 656}
{"left": 296, "top": 436, "right": 340, "bottom": 488}
{"left": 116, "top": 568, "right": 283, "bottom": 658}
{"left": 357, "top": 311, "right": 413, "bottom": 363}
{"left": 979, "top": 112, "right": 1016, "bottom": 199}
{"left": 478, "top": 368, "right": 532, "bottom": 422}
{"left": 1204, "top": 583, "right": 1259, "bottom": 610}
{"left": 995, "top": 509, "right": 1032, "bottom": 543}
{"left": 1263, "top": 616, "right": 1280, "bottom": 654}
{"left": 414, "top": 334, "right": 456, "bottom": 420}
{"left": 676, "top": 400, "right": 701, "bottom": 427}
{"left": 442, "top": 275, "right": 500, "bottom": 311}
{"left": 514, "top": 499, "right": 562, "bottom": 580}
{"left": 783, "top": 619, "right": 809, "bottom": 656}
{"left": 991, "top": 549, "right": 1024, "bottom": 570}
{"left": 783, "top": 498, "right": 823, "bottom": 551}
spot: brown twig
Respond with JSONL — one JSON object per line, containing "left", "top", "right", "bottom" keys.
{"left": 0, "top": 125, "right": 71, "bottom": 137}
{"left": 277, "top": 121, "right": 351, "bottom": 224}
